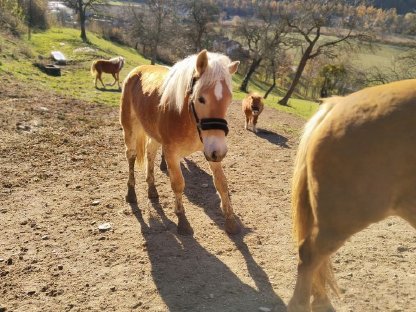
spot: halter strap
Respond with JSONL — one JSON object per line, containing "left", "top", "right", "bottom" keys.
{"left": 187, "top": 75, "right": 229, "bottom": 143}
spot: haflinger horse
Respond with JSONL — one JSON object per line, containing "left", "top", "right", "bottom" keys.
{"left": 288, "top": 79, "right": 416, "bottom": 312}
{"left": 120, "top": 50, "right": 240, "bottom": 235}
{"left": 242, "top": 92, "right": 264, "bottom": 133}
{"left": 91, "top": 56, "right": 125, "bottom": 89}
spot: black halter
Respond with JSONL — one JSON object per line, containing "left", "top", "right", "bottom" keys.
{"left": 187, "top": 76, "right": 229, "bottom": 143}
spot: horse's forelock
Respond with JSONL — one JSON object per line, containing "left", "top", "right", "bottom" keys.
{"left": 161, "top": 52, "right": 233, "bottom": 112}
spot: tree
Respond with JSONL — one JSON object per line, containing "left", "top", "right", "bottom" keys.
{"left": 182, "top": 0, "right": 220, "bottom": 52}
{"left": 131, "top": 0, "right": 177, "bottom": 64}
{"left": 319, "top": 64, "right": 347, "bottom": 98}
{"left": 278, "top": 0, "right": 372, "bottom": 105}
{"left": 233, "top": 2, "right": 287, "bottom": 93}
{"left": 0, "top": 0, "right": 25, "bottom": 34}
{"left": 65, "top": 0, "right": 105, "bottom": 42}
{"left": 263, "top": 49, "right": 292, "bottom": 99}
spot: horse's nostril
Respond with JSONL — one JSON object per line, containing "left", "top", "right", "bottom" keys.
{"left": 211, "top": 151, "right": 217, "bottom": 160}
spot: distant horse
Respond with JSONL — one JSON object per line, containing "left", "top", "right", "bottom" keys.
{"left": 288, "top": 80, "right": 416, "bottom": 312}
{"left": 242, "top": 92, "right": 264, "bottom": 133}
{"left": 91, "top": 56, "right": 125, "bottom": 89}
{"left": 120, "top": 50, "right": 240, "bottom": 235}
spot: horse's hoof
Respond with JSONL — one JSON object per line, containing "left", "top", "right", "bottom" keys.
{"left": 177, "top": 214, "right": 194, "bottom": 236}
{"left": 147, "top": 185, "right": 159, "bottom": 199}
{"left": 125, "top": 188, "right": 137, "bottom": 203}
{"left": 225, "top": 217, "right": 240, "bottom": 235}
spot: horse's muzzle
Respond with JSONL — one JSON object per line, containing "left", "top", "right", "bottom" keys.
{"left": 203, "top": 136, "right": 227, "bottom": 162}
{"left": 204, "top": 150, "right": 226, "bottom": 162}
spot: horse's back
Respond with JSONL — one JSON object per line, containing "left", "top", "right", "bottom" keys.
{"left": 309, "top": 79, "right": 416, "bottom": 229}
{"left": 121, "top": 65, "right": 169, "bottom": 142}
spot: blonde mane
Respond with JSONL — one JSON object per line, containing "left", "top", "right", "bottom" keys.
{"left": 160, "top": 52, "right": 233, "bottom": 112}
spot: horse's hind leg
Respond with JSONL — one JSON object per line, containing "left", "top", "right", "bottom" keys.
{"left": 164, "top": 149, "right": 193, "bottom": 235}
{"left": 122, "top": 122, "right": 143, "bottom": 204}
{"left": 289, "top": 231, "right": 344, "bottom": 312}
{"left": 98, "top": 72, "right": 106, "bottom": 88}
{"left": 208, "top": 161, "right": 240, "bottom": 234}
{"left": 146, "top": 138, "right": 160, "bottom": 199}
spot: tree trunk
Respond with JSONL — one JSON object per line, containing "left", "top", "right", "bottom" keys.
{"left": 279, "top": 45, "right": 313, "bottom": 106}
{"left": 150, "top": 44, "right": 157, "bottom": 65}
{"left": 264, "top": 62, "right": 276, "bottom": 99}
{"left": 239, "top": 58, "right": 262, "bottom": 93}
{"left": 264, "top": 80, "right": 276, "bottom": 99}
{"left": 79, "top": 2, "right": 87, "bottom": 43}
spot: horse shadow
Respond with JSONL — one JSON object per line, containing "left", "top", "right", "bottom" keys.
{"left": 254, "top": 129, "right": 289, "bottom": 148}
{"left": 180, "top": 158, "right": 286, "bottom": 311}
{"left": 130, "top": 199, "right": 286, "bottom": 312}
{"left": 95, "top": 87, "right": 121, "bottom": 93}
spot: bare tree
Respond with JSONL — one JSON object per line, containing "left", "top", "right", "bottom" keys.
{"left": 234, "top": 3, "right": 287, "bottom": 93}
{"left": 65, "top": 0, "right": 105, "bottom": 42}
{"left": 278, "top": 0, "right": 372, "bottom": 105}
{"left": 131, "top": 0, "right": 177, "bottom": 64}
{"left": 182, "top": 0, "right": 220, "bottom": 52}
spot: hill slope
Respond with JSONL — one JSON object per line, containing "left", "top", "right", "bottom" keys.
{"left": 0, "top": 28, "right": 318, "bottom": 119}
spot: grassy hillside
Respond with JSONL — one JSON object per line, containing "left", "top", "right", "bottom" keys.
{"left": 0, "top": 27, "right": 318, "bottom": 118}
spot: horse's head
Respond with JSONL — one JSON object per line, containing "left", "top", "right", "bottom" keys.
{"left": 190, "top": 50, "right": 239, "bottom": 162}
{"left": 249, "top": 93, "right": 263, "bottom": 116}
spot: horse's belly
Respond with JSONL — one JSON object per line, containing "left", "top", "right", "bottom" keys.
{"left": 135, "top": 96, "right": 163, "bottom": 142}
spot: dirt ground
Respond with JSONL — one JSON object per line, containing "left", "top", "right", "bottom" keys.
{"left": 0, "top": 78, "right": 415, "bottom": 312}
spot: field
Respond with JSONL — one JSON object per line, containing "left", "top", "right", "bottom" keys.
{"left": 1, "top": 28, "right": 416, "bottom": 312}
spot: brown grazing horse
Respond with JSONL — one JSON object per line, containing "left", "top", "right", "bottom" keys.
{"left": 288, "top": 79, "right": 416, "bottom": 312}
{"left": 242, "top": 92, "right": 264, "bottom": 133}
{"left": 91, "top": 56, "right": 125, "bottom": 89}
{"left": 120, "top": 50, "right": 240, "bottom": 235}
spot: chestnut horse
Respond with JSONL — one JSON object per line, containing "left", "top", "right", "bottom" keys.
{"left": 288, "top": 79, "right": 416, "bottom": 312}
{"left": 242, "top": 92, "right": 264, "bottom": 133}
{"left": 120, "top": 50, "right": 240, "bottom": 235}
{"left": 91, "top": 56, "right": 125, "bottom": 89}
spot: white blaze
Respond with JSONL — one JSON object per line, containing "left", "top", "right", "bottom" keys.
{"left": 214, "top": 81, "right": 223, "bottom": 101}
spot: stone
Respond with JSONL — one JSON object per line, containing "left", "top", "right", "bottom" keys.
{"left": 98, "top": 223, "right": 112, "bottom": 232}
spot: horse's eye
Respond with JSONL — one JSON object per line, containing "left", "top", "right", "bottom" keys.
{"left": 198, "top": 96, "right": 206, "bottom": 104}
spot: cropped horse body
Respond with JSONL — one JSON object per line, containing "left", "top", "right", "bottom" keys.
{"left": 120, "top": 50, "right": 240, "bottom": 235}
{"left": 289, "top": 79, "right": 416, "bottom": 312}
{"left": 91, "top": 56, "right": 125, "bottom": 89}
{"left": 242, "top": 93, "right": 264, "bottom": 133}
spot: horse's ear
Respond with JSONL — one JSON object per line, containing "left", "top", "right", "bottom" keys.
{"left": 228, "top": 61, "right": 240, "bottom": 75}
{"left": 196, "top": 50, "right": 208, "bottom": 76}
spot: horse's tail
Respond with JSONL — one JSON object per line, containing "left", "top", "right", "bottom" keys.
{"left": 91, "top": 60, "right": 98, "bottom": 76}
{"left": 292, "top": 98, "right": 338, "bottom": 294}
{"left": 120, "top": 69, "right": 146, "bottom": 168}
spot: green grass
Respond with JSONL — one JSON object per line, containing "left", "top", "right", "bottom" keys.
{"left": 0, "top": 27, "right": 317, "bottom": 118}
{"left": 354, "top": 42, "right": 409, "bottom": 70}
{"left": 0, "top": 28, "right": 148, "bottom": 106}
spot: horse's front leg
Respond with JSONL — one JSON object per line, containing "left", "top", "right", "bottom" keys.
{"left": 208, "top": 161, "right": 240, "bottom": 234}
{"left": 109, "top": 73, "right": 117, "bottom": 86}
{"left": 165, "top": 151, "right": 193, "bottom": 235}
{"left": 117, "top": 72, "right": 121, "bottom": 90}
